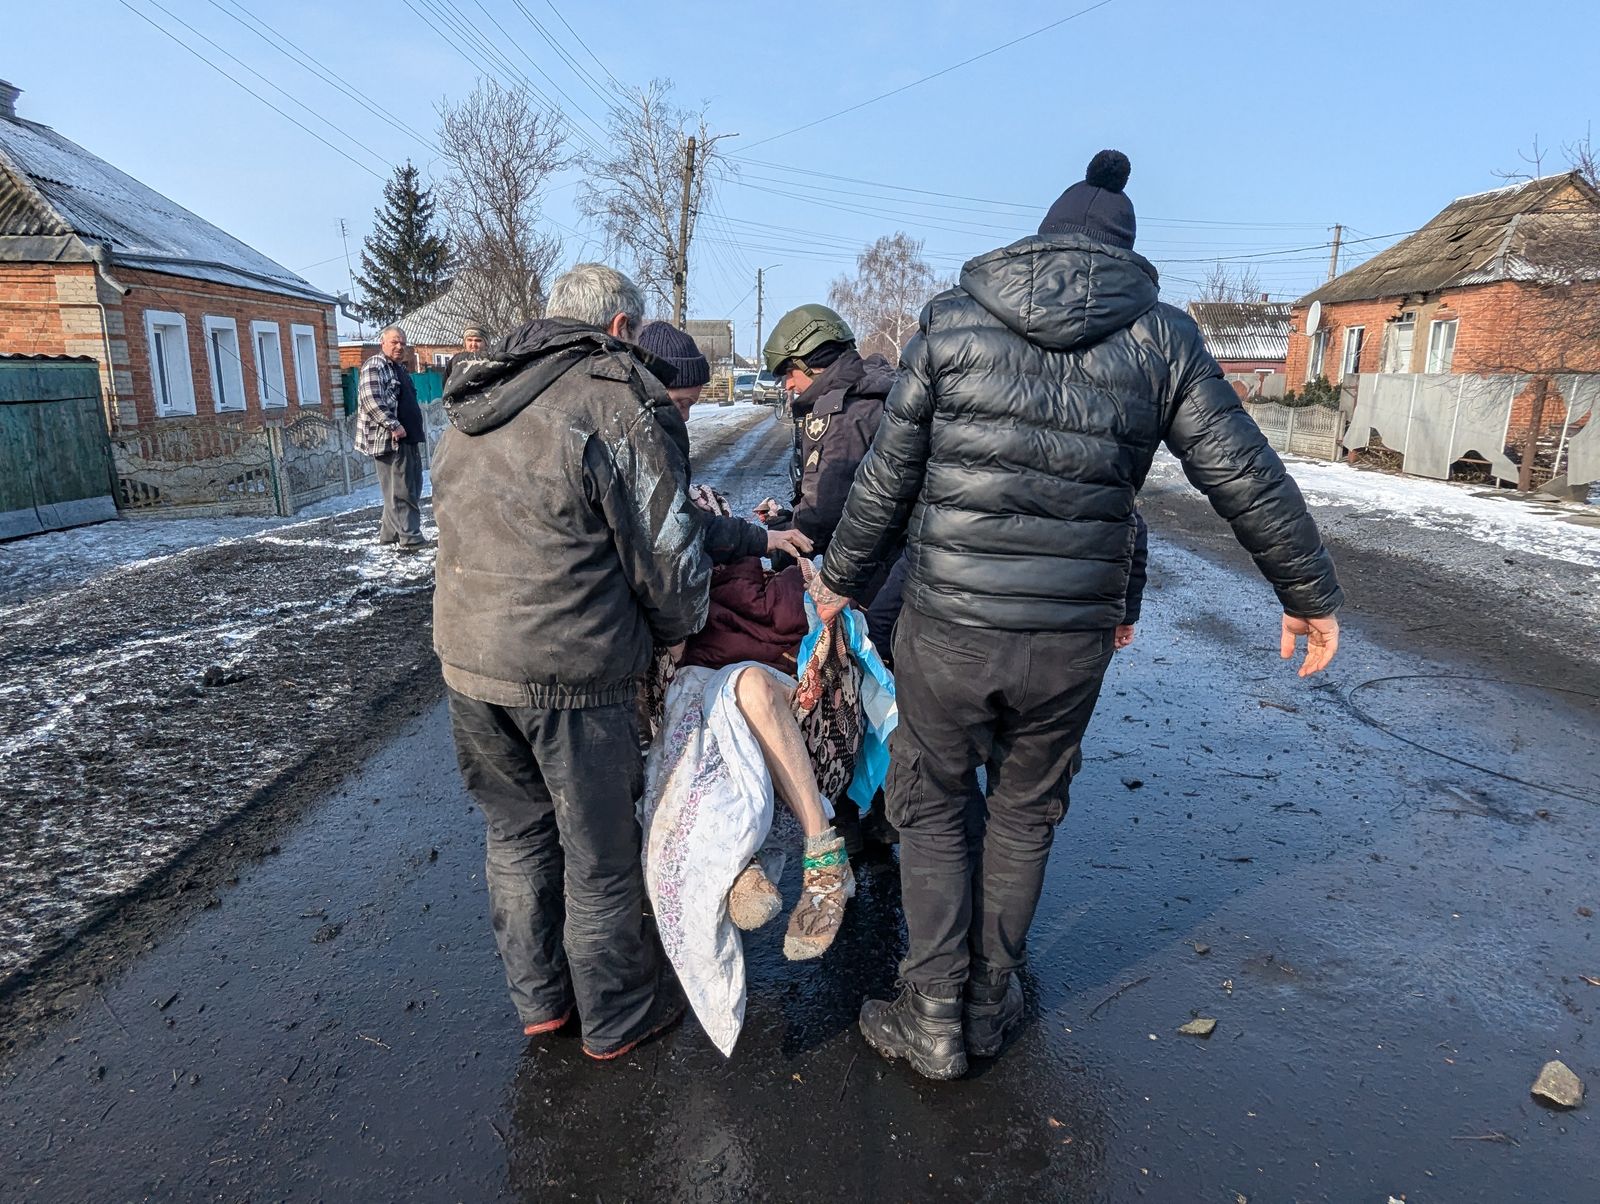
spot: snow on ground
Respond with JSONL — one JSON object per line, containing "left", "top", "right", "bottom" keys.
{"left": 0, "top": 474, "right": 430, "bottom": 608}
{"left": 1147, "top": 451, "right": 1600, "bottom": 568}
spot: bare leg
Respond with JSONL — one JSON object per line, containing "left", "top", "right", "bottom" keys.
{"left": 733, "top": 667, "right": 827, "bottom": 838}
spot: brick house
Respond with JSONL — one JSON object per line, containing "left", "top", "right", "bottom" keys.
{"left": 1286, "top": 172, "right": 1600, "bottom": 394}
{"left": 0, "top": 80, "right": 339, "bottom": 430}
{"left": 1187, "top": 300, "right": 1291, "bottom": 373}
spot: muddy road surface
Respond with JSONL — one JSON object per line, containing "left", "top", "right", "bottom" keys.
{"left": 3, "top": 418, "right": 1597, "bottom": 1202}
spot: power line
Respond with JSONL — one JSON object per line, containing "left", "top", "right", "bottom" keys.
{"left": 118, "top": 0, "right": 385, "bottom": 181}
{"left": 205, "top": 0, "right": 441, "bottom": 154}
{"left": 507, "top": 0, "right": 620, "bottom": 108}
{"left": 742, "top": 0, "right": 1120, "bottom": 151}
{"left": 137, "top": 0, "right": 393, "bottom": 172}
{"left": 466, "top": 0, "right": 609, "bottom": 137}
{"left": 542, "top": 0, "right": 626, "bottom": 93}
{"left": 732, "top": 156, "right": 1332, "bottom": 230}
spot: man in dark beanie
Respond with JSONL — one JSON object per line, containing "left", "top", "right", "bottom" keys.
{"left": 811, "top": 150, "right": 1343, "bottom": 1080}
{"left": 636, "top": 319, "right": 813, "bottom": 565}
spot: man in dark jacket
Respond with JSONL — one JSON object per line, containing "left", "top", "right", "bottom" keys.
{"left": 814, "top": 152, "right": 1343, "bottom": 1080}
{"left": 432, "top": 263, "right": 711, "bottom": 1061}
{"left": 759, "top": 305, "right": 898, "bottom": 571}
{"left": 635, "top": 320, "right": 813, "bottom": 565}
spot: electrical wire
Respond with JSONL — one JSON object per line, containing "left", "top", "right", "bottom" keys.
{"left": 206, "top": 0, "right": 441, "bottom": 154}
{"left": 741, "top": 0, "right": 1121, "bottom": 151}
{"left": 117, "top": 0, "right": 386, "bottom": 181}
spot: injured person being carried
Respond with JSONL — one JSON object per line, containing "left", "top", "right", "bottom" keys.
{"left": 639, "top": 487, "right": 896, "bottom": 1057}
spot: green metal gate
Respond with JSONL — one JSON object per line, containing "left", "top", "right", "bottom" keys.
{"left": 0, "top": 355, "right": 117, "bottom": 540}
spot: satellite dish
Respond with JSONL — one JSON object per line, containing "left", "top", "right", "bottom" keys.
{"left": 1305, "top": 300, "right": 1323, "bottom": 334}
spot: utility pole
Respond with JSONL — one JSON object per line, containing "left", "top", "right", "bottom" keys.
{"left": 1326, "top": 223, "right": 1343, "bottom": 283}
{"left": 338, "top": 218, "right": 364, "bottom": 338}
{"left": 754, "top": 266, "right": 765, "bottom": 368}
{"left": 673, "top": 134, "right": 696, "bottom": 328}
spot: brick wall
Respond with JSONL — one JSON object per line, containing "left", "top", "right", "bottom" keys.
{"left": 0, "top": 263, "right": 130, "bottom": 415}
{"left": 1286, "top": 281, "right": 1600, "bottom": 387}
{"left": 0, "top": 262, "right": 338, "bottom": 429}
{"left": 118, "top": 268, "right": 338, "bottom": 428}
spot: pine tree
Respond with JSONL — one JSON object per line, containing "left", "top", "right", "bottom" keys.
{"left": 354, "top": 162, "right": 452, "bottom": 327}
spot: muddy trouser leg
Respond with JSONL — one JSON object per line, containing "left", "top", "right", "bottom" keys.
{"left": 886, "top": 606, "right": 1004, "bottom": 998}
{"left": 373, "top": 450, "right": 400, "bottom": 542}
{"left": 531, "top": 701, "right": 661, "bottom": 1055}
{"left": 446, "top": 688, "right": 572, "bottom": 1027}
{"left": 968, "top": 629, "right": 1114, "bottom": 976}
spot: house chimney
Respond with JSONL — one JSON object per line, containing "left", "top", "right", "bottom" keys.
{"left": 0, "top": 81, "right": 19, "bottom": 122}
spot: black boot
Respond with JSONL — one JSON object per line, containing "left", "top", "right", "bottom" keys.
{"left": 858, "top": 984, "right": 967, "bottom": 1080}
{"left": 964, "top": 966, "right": 1024, "bottom": 1058}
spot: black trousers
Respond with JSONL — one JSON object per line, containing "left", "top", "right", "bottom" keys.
{"left": 886, "top": 606, "right": 1114, "bottom": 996}
{"left": 447, "top": 689, "right": 662, "bottom": 1054}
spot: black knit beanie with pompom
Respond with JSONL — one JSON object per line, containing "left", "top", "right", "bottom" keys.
{"left": 1038, "top": 150, "right": 1136, "bottom": 250}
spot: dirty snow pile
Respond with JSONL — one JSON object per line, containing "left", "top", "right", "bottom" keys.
{"left": 1147, "top": 452, "right": 1600, "bottom": 569}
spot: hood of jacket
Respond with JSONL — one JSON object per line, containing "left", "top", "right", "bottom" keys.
{"left": 959, "top": 233, "right": 1161, "bottom": 353}
{"left": 442, "top": 317, "right": 674, "bottom": 435}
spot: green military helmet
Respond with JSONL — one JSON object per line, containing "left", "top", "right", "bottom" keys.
{"left": 762, "top": 304, "right": 855, "bottom": 375}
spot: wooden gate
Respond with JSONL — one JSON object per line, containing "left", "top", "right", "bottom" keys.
{"left": 0, "top": 356, "right": 117, "bottom": 540}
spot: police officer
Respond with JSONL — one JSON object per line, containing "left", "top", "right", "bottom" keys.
{"left": 759, "top": 304, "right": 901, "bottom": 857}
{"left": 759, "top": 305, "right": 898, "bottom": 572}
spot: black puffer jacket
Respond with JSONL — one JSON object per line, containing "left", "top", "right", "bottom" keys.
{"left": 821, "top": 234, "right": 1342, "bottom": 630}
{"left": 432, "top": 319, "right": 710, "bottom": 708}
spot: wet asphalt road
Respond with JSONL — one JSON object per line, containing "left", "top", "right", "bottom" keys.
{"left": 3, "top": 414, "right": 1598, "bottom": 1202}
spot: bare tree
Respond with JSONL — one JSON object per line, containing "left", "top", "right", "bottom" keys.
{"left": 1496, "top": 127, "right": 1599, "bottom": 189}
{"left": 828, "top": 233, "right": 948, "bottom": 364}
{"left": 577, "top": 79, "right": 731, "bottom": 317}
{"left": 436, "top": 79, "right": 570, "bottom": 336}
{"left": 1197, "top": 259, "right": 1265, "bottom": 303}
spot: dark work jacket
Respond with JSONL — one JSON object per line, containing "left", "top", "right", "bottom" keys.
{"left": 820, "top": 234, "right": 1342, "bottom": 631}
{"left": 431, "top": 319, "right": 710, "bottom": 708}
{"left": 789, "top": 349, "right": 897, "bottom": 553}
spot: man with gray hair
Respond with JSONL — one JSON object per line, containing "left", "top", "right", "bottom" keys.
{"left": 432, "top": 263, "right": 710, "bottom": 1060}
{"left": 355, "top": 325, "right": 427, "bottom": 549}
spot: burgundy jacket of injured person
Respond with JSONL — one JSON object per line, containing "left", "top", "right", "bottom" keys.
{"left": 679, "top": 558, "right": 809, "bottom": 674}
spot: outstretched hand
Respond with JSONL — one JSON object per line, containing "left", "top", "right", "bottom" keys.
{"left": 798, "top": 558, "right": 851, "bottom": 624}
{"left": 1280, "top": 614, "right": 1340, "bottom": 677}
{"left": 766, "top": 527, "right": 813, "bottom": 558}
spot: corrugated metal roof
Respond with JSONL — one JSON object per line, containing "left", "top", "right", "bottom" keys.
{"left": 392, "top": 281, "right": 486, "bottom": 345}
{"left": 1186, "top": 301, "right": 1291, "bottom": 361}
{"left": 0, "top": 108, "right": 331, "bottom": 304}
{"left": 1299, "top": 172, "right": 1600, "bottom": 306}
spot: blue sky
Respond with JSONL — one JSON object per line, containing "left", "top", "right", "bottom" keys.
{"left": 9, "top": 0, "right": 1598, "bottom": 351}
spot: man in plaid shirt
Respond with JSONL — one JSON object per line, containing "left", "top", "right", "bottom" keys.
{"left": 357, "top": 325, "right": 428, "bottom": 549}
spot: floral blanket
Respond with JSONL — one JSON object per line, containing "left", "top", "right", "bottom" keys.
{"left": 639, "top": 662, "right": 805, "bottom": 1056}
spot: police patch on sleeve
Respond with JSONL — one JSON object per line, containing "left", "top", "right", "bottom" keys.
{"left": 804, "top": 413, "right": 831, "bottom": 442}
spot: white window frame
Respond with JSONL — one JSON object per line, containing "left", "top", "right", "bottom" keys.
{"left": 143, "top": 309, "right": 197, "bottom": 417}
{"left": 289, "top": 323, "right": 322, "bottom": 407}
{"left": 250, "top": 320, "right": 289, "bottom": 409}
{"left": 1306, "top": 329, "right": 1329, "bottom": 382}
{"left": 433, "top": 352, "right": 450, "bottom": 367}
{"left": 1425, "top": 318, "right": 1459, "bottom": 373}
{"left": 202, "top": 316, "right": 246, "bottom": 413}
{"left": 1339, "top": 326, "right": 1365, "bottom": 380}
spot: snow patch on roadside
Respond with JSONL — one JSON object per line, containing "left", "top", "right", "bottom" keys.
{"left": 1147, "top": 452, "right": 1600, "bottom": 568}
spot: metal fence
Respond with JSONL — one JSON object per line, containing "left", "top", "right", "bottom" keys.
{"left": 112, "top": 403, "right": 447, "bottom": 519}
{"left": 1345, "top": 372, "right": 1600, "bottom": 489}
